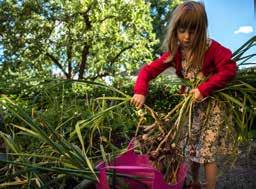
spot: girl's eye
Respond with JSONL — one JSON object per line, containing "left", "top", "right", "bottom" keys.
{"left": 178, "top": 28, "right": 195, "bottom": 34}
{"left": 178, "top": 28, "right": 186, "bottom": 33}
{"left": 189, "top": 30, "right": 195, "bottom": 34}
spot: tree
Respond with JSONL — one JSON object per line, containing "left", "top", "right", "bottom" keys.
{"left": 146, "top": 0, "right": 182, "bottom": 55}
{"left": 0, "top": 0, "right": 157, "bottom": 81}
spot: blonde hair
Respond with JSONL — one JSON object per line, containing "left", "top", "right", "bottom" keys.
{"left": 163, "top": 1, "right": 208, "bottom": 69}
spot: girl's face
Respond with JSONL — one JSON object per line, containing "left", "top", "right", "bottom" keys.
{"left": 177, "top": 27, "right": 196, "bottom": 49}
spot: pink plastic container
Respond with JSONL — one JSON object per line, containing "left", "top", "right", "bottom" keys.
{"left": 96, "top": 140, "right": 187, "bottom": 189}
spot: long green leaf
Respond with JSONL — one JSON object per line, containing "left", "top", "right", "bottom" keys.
{"left": 0, "top": 132, "right": 19, "bottom": 153}
{"left": 75, "top": 124, "right": 86, "bottom": 156}
{"left": 70, "top": 100, "right": 129, "bottom": 138}
{"left": 219, "top": 93, "right": 243, "bottom": 107}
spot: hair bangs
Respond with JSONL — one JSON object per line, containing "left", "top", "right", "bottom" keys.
{"left": 177, "top": 8, "right": 199, "bottom": 32}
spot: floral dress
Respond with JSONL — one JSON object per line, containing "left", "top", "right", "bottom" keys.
{"left": 181, "top": 41, "right": 237, "bottom": 164}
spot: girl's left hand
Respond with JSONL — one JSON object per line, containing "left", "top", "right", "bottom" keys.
{"left": 190, "top": 88, "right": 203, "bottom": 101}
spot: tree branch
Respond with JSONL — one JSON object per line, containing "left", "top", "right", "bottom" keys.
{"left": 109, "top": 44, "right": 134, "bottom": 67}
{"left": 80, "top": 0, "right": 97, "bottom": 30}
{"left": 98, "top": 15, "right": 116, "bottom": 23}
{"left": 85, "top": 45, "right": 134, "bottom": 80}
{"left": 46, "top": 52, "right": 69, "bottom": 78}
{"left": 78, "top": 44, "right": 90, "bottom": 79}
{"left": 67, "top": 27, "right": 73, "bottom": 79}
{"left": 85, "top": 72, "right": 110, "bottom": 81}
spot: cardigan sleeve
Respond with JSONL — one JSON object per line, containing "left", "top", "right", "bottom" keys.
{"left": 133, "top": 52, "right": 172, "bottom": 96}
{"left": 198, "top": 45, "right": 237, "bottom": 97}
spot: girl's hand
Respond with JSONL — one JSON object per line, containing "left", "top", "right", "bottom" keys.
{"left": 130, "top": 94, "right": 146, "bottom": 109}
{"left": 190, "top": 88, "right": 203, "bottom": 101}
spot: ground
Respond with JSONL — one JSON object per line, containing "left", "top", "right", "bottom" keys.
{"left": 216, "top": 141, "right": 256, "bottom": 189}
{"left": 183, "top": 141, "right": 256, "bottom": 189}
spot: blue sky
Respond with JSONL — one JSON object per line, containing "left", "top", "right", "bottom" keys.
{"left": 202, "top": 0, "right": 255, "bottom": 53}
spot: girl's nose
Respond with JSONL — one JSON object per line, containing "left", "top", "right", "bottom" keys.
{"left": 184, "top": 31, "right": 190, "bottom": 40}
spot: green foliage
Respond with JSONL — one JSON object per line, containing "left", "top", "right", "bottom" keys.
{"left": 0, "top": 0, "right": 157, "bottom": 80}
{"left": 147, "top": 76, "right": 181, "bottom": 112}
{"left": 146, "top": 0, "right": 182, "bottom": 55}
{"left": 0, "top": 80, "right": 139, "bottom": 187}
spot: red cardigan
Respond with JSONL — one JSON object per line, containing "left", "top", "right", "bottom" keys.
{"left": 134, "top": 40, "right": 237, "bottom": 97}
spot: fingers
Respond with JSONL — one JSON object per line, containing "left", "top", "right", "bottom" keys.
{"left": 189, "top": 89, "right": 197, "bottom": 100}
{"left": 190, "top": 88, "right": 203, "bottom": 102}
{"left": 189, "top": 89, "right": 196, "bottom": 94}
{"left": 130, "top": 94, "right": 145, "bottom": 109}
{"left": 130, "top": 98, "right": 143, "bottom": 109}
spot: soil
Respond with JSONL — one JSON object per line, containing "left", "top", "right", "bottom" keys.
{"left": 216, "top": 141, "right": 256, "bottom": 189}
{"left": 184, "top": 141, "right": 256, "bottom": 189}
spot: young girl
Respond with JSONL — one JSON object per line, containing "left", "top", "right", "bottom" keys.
{"left": 130, "top": 1, "right": 237, "bottom": 189}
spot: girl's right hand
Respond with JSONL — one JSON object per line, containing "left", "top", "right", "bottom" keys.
{"left": 130, "top": 94, "right": 146, "bottom": 109}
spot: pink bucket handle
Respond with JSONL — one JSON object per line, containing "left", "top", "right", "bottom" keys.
{"left": 97, "top": 165, "right": 158, "bottom": 189}
{"left": 97, "top": 162, "right": 188, "bottom": 189}
{"left": 106, "top": 165, "right": 156, "bottom": 171}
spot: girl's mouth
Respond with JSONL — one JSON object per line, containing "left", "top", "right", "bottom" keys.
{"left": 182, "top": 41, "right": 191, "bottom": 47}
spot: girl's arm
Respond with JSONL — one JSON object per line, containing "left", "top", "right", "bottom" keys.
{"left": 198, "top": 46, "right": 237, "bottom": 97}
{"left": 133, "top": 52, "right": 173, "bottom": 96}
